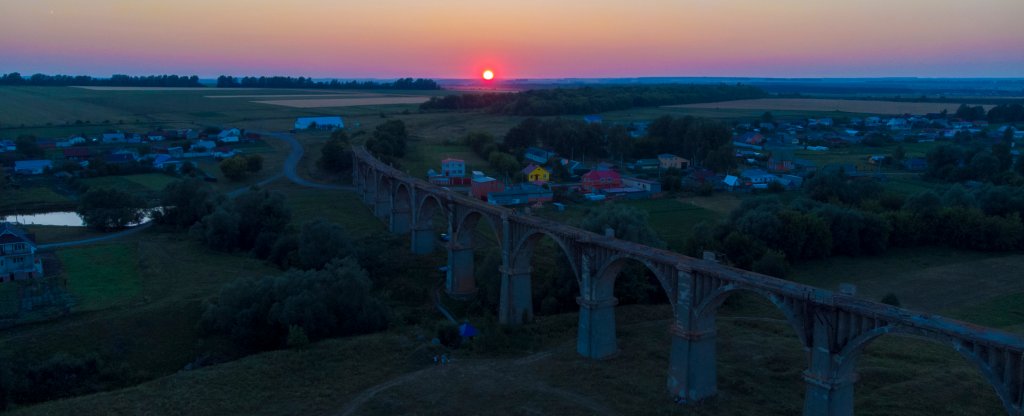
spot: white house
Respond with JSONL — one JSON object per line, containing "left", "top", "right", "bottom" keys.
{"left": 218, "top": 128, "right": 241, "bottom": 139}
{"left": 295, "top": 116, "right": 344, "bottom": 130}
{"left": 0, "top": 140, "right": 15, "bottom": 152}
{"left": 102, "top": 132, "right": 126, "bottom": 143}
{"left": 440, "top": 158, "right": 466, "bottom": 177}
{"left": 14, "top": 160, "right": 53, "bottom": 175}
{"left": 0, "top": 222, "right": 44, "bottom": 280}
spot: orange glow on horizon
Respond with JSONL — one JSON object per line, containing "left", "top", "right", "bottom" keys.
{"left": 482, "top": 69, "right": 494, "bottom": 80}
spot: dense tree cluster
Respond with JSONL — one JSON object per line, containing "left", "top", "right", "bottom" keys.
{"left": 686, "top": 172, "right": 1024, "bottom": 276}
{"left": 76, "top": 188, "right": 147, "bottom": 231}
{"left": 0, "top": 73, "right": 200, "bottom": 87}
{"left": 986, "top": 103, "right": 1024, "bottom": 123}
{"left": 199, "top": 258, "right": 390, "bottom": 350}
{"left": 420, "top": 84, "right": 767, "bottom": 115}
{"left": 0, "top": 353, "right": 138, "bottom": 410}
{"left": 925, "top": 142, "right": 1021, "bottom": 184}
{"left": 215, "top": 76, "right": 440, "bottom": 90}
{"left": 365, "top": 120, "right": 409, "bottom": 163}
{"left": 318, "top": 131, "right": 353, "bottom": 173}
{"left": 219, "top": 154, "right": 264, "bottom": 181}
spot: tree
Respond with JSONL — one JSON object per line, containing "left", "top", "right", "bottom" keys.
{"left": 199, "top": 257, "right": 390, "bottom": 350}
{"left": 156, "top": 178, "right": 219, "bottom": 229}
{"left": 192, "top": 207, "right": 241, "bottom": 252}
{"left": 366, "top": 120, "right": 408, "bottom": 161}
{"left": 245, "top": 154, "right": 263, "bottom": 173}
{"left": 893, "top": 144, "right": 906, "bottom": 163}
{"left": 488, "top": 152, "right": 519, "bottom": 178}
{"left": 15, "top": 136, "right": 43, "bottom": 158}
{"left": 761, "top": 111, "right": 774, "bottom": 124}
{"left": 233, "top": 188, "right": 291, "bottom": 251}
{"left": 219, "top": 156, "right": 250, "bottom": 181}
{"left": 503, "top": 117, "right": 541, "bottom": 153}
{"left": 76, "top": 188, "right": 146, "bottom": 231}
{"left": 579, "top": 204, "right": 664, "bottom": 248}
{"left": 318, "top": 138, "right": 352, "bottom": 173}
{"left": 297, "top": 219, "right": 354, "bottom": 270}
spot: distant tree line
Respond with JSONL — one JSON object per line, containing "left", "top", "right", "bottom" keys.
{"left": 955, "top": 103, "right": 1024, "bottom": 123}
{"left": 215, "top": 75, "right": 441, "bottom": 90}
{"left": 419, "top": 84, "right": 767, "bottom": 115}
{"left": 0, "top": 72, "right": 201, "bottom": 87}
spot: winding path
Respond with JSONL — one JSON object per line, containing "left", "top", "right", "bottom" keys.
{"left": 38, "top": 131, "right": 350, "bottom": 250}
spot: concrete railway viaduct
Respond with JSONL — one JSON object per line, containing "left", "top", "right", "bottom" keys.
{"left": 352, "top": 147, "right": 1024, "bottom": 416}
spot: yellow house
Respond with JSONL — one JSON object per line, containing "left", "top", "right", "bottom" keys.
{"left": 522, "top": 164, "right": 550, "bottom": 184}
{"left": 658, "top": 153, "right": 689, "bottom": 170}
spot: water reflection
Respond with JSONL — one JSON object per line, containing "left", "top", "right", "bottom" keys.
{"left": 2, "top": 210, "right": 156, "bottom": 227}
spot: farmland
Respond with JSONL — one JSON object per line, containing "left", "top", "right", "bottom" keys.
{"left": 668, "top": 98, "right": 994, "bottom": 115}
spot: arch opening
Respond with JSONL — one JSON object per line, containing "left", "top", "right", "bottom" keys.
{"left": 842, "top": 330, "right": 1010, "bottom": 415}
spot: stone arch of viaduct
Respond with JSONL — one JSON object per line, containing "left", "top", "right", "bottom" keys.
{"left": 352, "top": 147, "right": 1024, "bottom": 416}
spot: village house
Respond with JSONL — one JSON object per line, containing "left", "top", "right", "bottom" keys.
{"left": 440, "top": 158, "right": 466, "bottom": 177}
{"left": 0, "top": 140, "right": 16, "bottom": 152}
{"left": 102, "top": 132, "right": 126, "bottom": 143}
{"left": 629, "top": 158, "right": 660, "bottom": 172}
{"left": 524, "top": 147, "right": 558, "bottom": 164}
{"left": 213, "top": 147, "right": 237, "bottom": 159}
{"left": 741, "top": 168, "right": 778, "bottom": 188}
{"left": 657, "top": 153, "right": 688, "bottom": 170}
{"left": 581, "top": 168, "right": 622, "bottom": 192}
{"left": 62, "top": 148, "right": 92, "bottom": 161}
{"left": 768, "top": 153, "right": 795, "bottom": 172}
{"left": 583, "top": 115, "right": 603, "bottom": 124}
{"left": 294, "top": 116, "right": 344, "bottom": 130}
{"left": 487, "top": 184, "right": 553, "bottom": 206}
{"left": 14, "top": 160, "right": 53, "bottom": 175}
{"left": 621, "top": 176, "right": 662, "bottom": 194}
{"left": 0, "top": 222, "right": 44, "bottom": 281}
{"left": 470, "top": 174, "right": 504, "bottom": 200}
{"left": 522, "top": 164, "right": 550, "bottom": 185}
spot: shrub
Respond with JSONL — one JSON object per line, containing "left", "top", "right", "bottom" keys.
{"left": 287, "top": 325, "right": 310, "bottom": 349}
{"left": 200, "top": 258, "right": 390, "bottom": 351}
{"left": 881, "top": 293, "right": 901, "bottom": 307}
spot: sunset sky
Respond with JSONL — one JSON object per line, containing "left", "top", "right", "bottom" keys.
{"left": 1, "top": 0, "right": 1022, "bottom": 79}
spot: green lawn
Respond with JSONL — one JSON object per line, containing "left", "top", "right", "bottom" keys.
{"left": 59, "top": 243, "right": 141, "bottom": 311}
{"left": 266, "top": 185, "right": 384, "bottom": 238}
{"left": 0, "top": 186, "right": 75, "bottom": 214}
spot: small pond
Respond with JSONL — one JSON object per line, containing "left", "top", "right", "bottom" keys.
{"left": 2, "top": 210, "right": 157, "bottom": 227}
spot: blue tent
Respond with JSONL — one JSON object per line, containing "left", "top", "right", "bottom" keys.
{"left": 458, "top": 323, "right": 478, "bottom": 338}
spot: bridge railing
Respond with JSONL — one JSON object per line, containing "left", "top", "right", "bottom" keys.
{"left": 354, "top": 147, "right": 1024, "bottom": 353}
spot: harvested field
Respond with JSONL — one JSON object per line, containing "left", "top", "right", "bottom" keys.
{"left": 71, "top": 86, "right": 230, "bottom": 91}
{"left": 666, "top": 98, "right": 994, "bottom": 115}
{"left": 206, "top": 93, "right": 379, "bottom": 99}
{"left": 254, "top": 96, "right": 431, "bottom": 108}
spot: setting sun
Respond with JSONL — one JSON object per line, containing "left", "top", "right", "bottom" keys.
{"left": 482, "top": 69, "right": 494, "bottom": 80}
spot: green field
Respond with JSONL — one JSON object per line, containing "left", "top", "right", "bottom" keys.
{"left": 0, "top": 186, "right": 75, "bottom": 214}
{"left": 266, "top": 185, "right": 385, "bottom": 238}
{"left": 80, "top": 173, "right": 179, "bottom": 195}
{"left": 60, "top": 243, "right": 141, "bottom": 311}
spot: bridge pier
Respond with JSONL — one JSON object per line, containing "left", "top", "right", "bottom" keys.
{"left": 666, "top": 269, "right": 718, "bottom": 403}
{"left": 499, "top": 266, "right": 533, "bottom": 325}
{"left": 446, "top": 245, "right": 477, "bottom": 298}
{"left": 374, "top": 195, "right": 393, "bottom": 219}
{"left": 576, "top": 296, "right": 618, "bottom": 359}
{"left": 411, "top": 226, "right": 435, "bottom": 254}
{"left": 802, "top": 308, "right": 856, "bottom": 416}
{"left": 666, "top": 323, "right": 718, "bottom": 402}
{"left": 390, "top": 207, "right": 411, "bottom": 234}
{"left": 363, "top": 184, "right": 377, "bottom": 205}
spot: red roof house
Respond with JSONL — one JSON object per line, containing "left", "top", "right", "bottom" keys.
{"left": 581, "top": 169, "right": 622, "bottom": 192}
